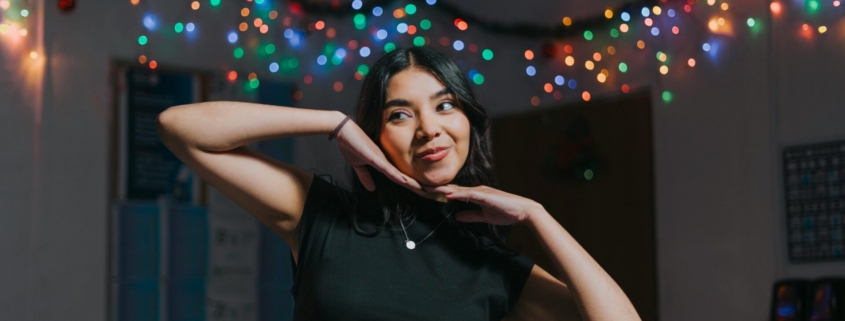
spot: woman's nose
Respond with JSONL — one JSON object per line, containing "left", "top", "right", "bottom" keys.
{"left": 416, "top": 111, "right": 441, "bottom": 140}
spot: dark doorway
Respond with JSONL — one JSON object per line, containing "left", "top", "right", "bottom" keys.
{"left": 493, "top": 91, "right": 657, "bottom": 320}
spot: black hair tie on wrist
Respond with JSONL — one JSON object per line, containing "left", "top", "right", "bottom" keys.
{"left": 328, "top": 114, "right": 352, "bottom": 141}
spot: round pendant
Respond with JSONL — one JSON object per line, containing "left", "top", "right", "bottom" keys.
{"left": 405, "top": 240, "right": 416, "bottom": 250}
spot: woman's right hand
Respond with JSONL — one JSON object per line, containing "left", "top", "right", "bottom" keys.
{"left": 333, "top": 118, "right": 426, "bottom": 196}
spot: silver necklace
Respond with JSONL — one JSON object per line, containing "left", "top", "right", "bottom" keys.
{"left": 398, "top": 206, "right": 456, "bottom": 250}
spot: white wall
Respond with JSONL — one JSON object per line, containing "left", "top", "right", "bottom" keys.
{"left": 2, "top": 0, "right": 844, "bottom": 320}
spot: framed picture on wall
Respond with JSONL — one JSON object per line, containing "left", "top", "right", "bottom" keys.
{"left": 783, "top": 139, "right": 845, "bottom": 263}
{"left": 110, "top": 62, "right": 208, "bottom": 205}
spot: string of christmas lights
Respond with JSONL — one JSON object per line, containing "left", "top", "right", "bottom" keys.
{"left": 0, "top": 0, "right": 38, "bottom": 59}
{"left": 125, "top": 0, "right": 845, "bottom": 105}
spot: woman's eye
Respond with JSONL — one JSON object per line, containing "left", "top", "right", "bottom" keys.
{"left": 439, "top": 101, "right": 456, "bottom": 111}
{"left": 388, "top": 111, "right": 408, "bottom": 121}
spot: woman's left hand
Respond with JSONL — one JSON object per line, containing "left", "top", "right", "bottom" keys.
{"left": 423, "top": 184, "right": 540, "bottom": 225}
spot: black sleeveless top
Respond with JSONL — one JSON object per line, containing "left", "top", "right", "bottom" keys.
{"left": 290, "top": 173, "right": 535, "bottom": 320}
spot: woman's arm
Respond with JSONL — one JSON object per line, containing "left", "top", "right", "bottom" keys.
{"left": 423, "top": 184, "right": 641, "bottom": 320}
{"left": 522, "top": 204, "right": 641, "bottom": 320}
{"left": 156, "top": 102, "right": 346, "bottom": 259}
{"left": 158, "top": 101, "right": 345, "bottom": 152}
{"left": 158, "top": 101, "right": 424, "bottom": 262}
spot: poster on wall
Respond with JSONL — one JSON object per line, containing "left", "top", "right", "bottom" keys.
{"left": 783, "top": 139, "right": 845, "bottom": 263}
{"left": 113, "top": 65, "right": 204, "bottom": 204}
{"left": 206, "top": 186, "right": 260, "bottom": 321}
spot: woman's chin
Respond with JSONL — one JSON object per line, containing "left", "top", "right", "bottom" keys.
{"left": 415, "top": 171, "right": 456, "bottom": 187}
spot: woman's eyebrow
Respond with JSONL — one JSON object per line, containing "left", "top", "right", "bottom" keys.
{"left": 384, "top": 99, "right": 411, "bottom": 108}
{"left": 385, "top": 88, "right": 452, "bottom": 108}
{"left": 429, "top": 88, "right": 452, "bottom": 99}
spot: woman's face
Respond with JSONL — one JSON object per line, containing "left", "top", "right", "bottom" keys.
{"left": 379, "top": 67, "right": 470, "bottom": 199}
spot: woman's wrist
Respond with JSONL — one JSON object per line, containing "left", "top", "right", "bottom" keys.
{"left": 328, "top": 112, "right": 352, "bottom": 141}
{"left": 324, "top": 111, "right": 349, "bottom": 136}
{"left": 523, "top": 203, "right": 552, "bottom": 229}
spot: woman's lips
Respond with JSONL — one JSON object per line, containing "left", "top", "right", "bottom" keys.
{"left": 417, "top": 147, "right": 449, "bottom": 161}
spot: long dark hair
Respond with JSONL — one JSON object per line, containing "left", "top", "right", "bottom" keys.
{"left": 322, "top": 46, "right": 517, "bottom": 254}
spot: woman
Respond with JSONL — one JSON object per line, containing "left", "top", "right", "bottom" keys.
{"left": 156, "top": 46, "right": 640, "bottom": 320}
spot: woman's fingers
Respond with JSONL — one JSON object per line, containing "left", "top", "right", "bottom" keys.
{"left": 440, "top": 186, "right": 487, "bottom": 206}
{"left": 372, "top": 157, "right": 425, "bottom": 196}
{"left": 334, "top": 123, "right": 424, "bottom": 195}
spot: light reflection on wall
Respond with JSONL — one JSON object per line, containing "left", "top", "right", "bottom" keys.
{"left": 1, "top": 0, "right": 44, "bottom": 223}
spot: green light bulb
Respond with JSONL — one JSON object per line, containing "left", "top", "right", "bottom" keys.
{"left": 357, "top": 64, "right": 369, "bottom": 75}
{"left": 472, "top": 73, "right": 485, "bottom": 85}
{"left": 323, "top": 43, "right": 336, "bottom": 55}
{"left": 662, "top": 91, "right": 673, "bottom": 103}
{"left": 584, "top": 169, "right": 594, "bottom": 180}
{"left": 806, "top": 0, "right": 820, "bottom": 13}
{"left": 405, "top": 4, "right": 417, "bottom": 15}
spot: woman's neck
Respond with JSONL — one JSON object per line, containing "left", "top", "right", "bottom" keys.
{"left": 418, "top": 190, "right": 448, "bottom": 203}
